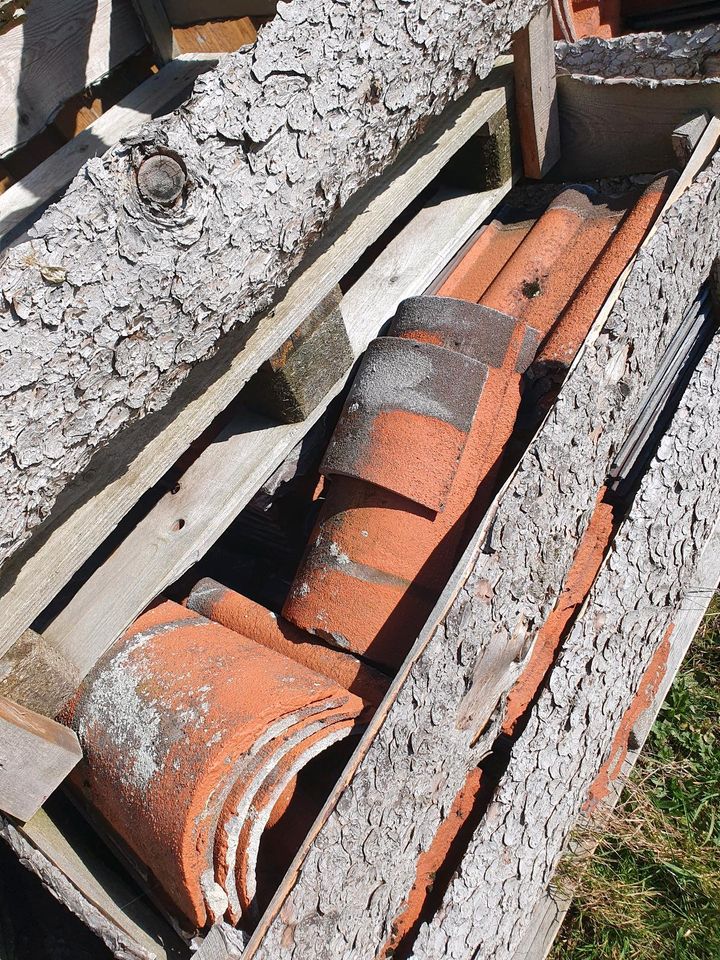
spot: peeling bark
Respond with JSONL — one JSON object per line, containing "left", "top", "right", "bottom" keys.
{"left": 410, "top": 331, "right": 720, "bottom": 960}
{"left": 244, "top": 153, "right": 720, "bottom": 960}
{"left": 0, "top": 0, "right": 544, "bottom": 568}
{"left": 556, "top": 24, "right": 720, "bottom": 84}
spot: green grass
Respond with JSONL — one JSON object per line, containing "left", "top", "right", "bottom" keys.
{"left": 551, "top": 595, "right": 720, "bottom": 960}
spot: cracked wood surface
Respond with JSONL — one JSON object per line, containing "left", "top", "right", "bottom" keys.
{"left": 240, "top": 150, "right": 720, "bottom": 960}
{"left": 0, "top": 0, "right": 544, "bottom": 570}
{"left": 411, "top": 327, "right": 720, "bottom": 960}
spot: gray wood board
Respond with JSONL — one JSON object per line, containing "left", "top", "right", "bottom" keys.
{"left": 554, "top": 74, "right": 720, "bottom": 179}
{"left": 0, "top": 0, "right": 544, "bottom": 571}
{"left": 0, "top": 0, "right": 146, "bottom": 156}
{"left": 0, "top": 801, "right": 187, "bottom": 960}
{"left": 410, "top": 328, "right": 720, "bottom": 960}
{"left": 238, "top": 113, "right": 720, "bottom": 960}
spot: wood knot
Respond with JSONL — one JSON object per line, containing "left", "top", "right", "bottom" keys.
{"left": 137, "top": 154, "right": 186, "bottom": 205}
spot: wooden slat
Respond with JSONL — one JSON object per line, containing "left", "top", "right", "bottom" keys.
{"left": 0, "top": 54, "right": 219, "bottom": 246}
{"left": 0, "top": 695, "right": 82, "bottom": 822}
{"left": 236, "top": 123, "right": 720, "bottom": 960}
{"left": 172, "top": 17, "right": 257, "bottom": 54}
{"left": 512, "top": 2, "right": 560, "bottom": 178}
{"left": 0, "top": 59, "right": 514, "bottom": 662}
{"left": 513, "top": 524, "right": 720, "bottom": 960}
{"left": 131, "top": 0, "right": 178, "bottom": 62}
{"left": 411, "top": 329, "right": 720, "bottom": 960}
{"left": 43, "top": 178, "right": 515, "bottom": 681}
{"left": 0, "top": 0, "right": 146, "bottom": 157}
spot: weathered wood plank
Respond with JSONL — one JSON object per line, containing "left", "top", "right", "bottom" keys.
{"left": 512, "top": 3, "right": 560, "bottom": 178}
{"left": 0, "top": 0, "right": 544, "bottom": 571}
{"left": 554, "top": 76, "right": 720, "bottom": 179}
{"left": 512, "top": 524, "right": 720, "bottom": 960}
{"left": 0, "top": 628, "right": 80, "bottom": 716}
{"left": 672, "top": 111, "right": 710, "bottom": 166}
{"left": 0, "top": 801, "right": 185, "bottom": 959}
{"left": 131, "top": 0, "right": 178, "bottom": 63}
{"left": 0, "top": 695, "right": 82, "bottom": 822}
{"left": 410, "top": 329, "right": 720, "bottom": 960}
{"left": 41, "top": 179, "right": 515, "bottom": 683}
{"left": 0, "top": 62, "right": 514, "bottom": 660}
{"left": 240, "top": 140, "right": 720, "bottom": 960}
{"left": 0, "top": 54, "right": 219, "bottom": 247}
{"left": 0, "top": 0, "right": 146, "bottom": 156}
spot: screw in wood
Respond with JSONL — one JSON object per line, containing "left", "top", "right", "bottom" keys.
{"left": 137, "top": 154, "right": 186, "bottom": 205}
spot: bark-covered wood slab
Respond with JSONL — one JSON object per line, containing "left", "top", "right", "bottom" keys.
{"left": 240, "top": 149, "right": 720, "bottom": 960}
{"left": 0, "top": 0, "right": 544, "bottom": 571}
{"left": 411, "top": 324, "right": 720, "bottom": 960}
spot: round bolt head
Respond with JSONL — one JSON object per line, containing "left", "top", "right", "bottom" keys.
{"left": 137, "top": 154, "right": 186, "bottom": 205}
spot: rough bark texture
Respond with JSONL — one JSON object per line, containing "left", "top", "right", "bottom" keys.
{"left": 556, "top": 24, "right": 720, "bottom": 83}
{"left": 410, "top": 332, "right": 720, "bottom": 960}
{"left": 244, "top": 153, "right": 720, "bottom": 960}
{"left": 0, "top": 0, "right": 543, "bottom": 569}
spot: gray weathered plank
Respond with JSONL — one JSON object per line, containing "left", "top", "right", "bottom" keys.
{"left": 0, "top": 695, "right": 82, "bottom": 822}
{"left": 239, "top": 138, "right": 720, "bottom": 960}
{"left": 0, "top": 0, "right": 544, "bottom": 571}
{"left": 0, "top": 54, "right": 219, "bottom": 246}
{"left": 41, "top": 179, "right": 515, "bottom": 684}
{"left": 0, "top": 61, "right": 514, "bottom": 661}
{"left": 131, "top": 0, "right": 178, "bottom": 63}
{"left": 0, "top": 0, "right": 146, "bottom": 156}
{"left": 410, "top": 327, "right": 720, "bottom": 960}
{"left": 512, "top": 3, "right": 560, "bottom": 178}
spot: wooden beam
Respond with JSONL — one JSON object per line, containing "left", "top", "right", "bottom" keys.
{"left": 0, "top": 62, "right": 514, "bottom": 661}
{"left": 0, "top": 54, "right": 219, "bottom": 247}
{"left": 238, "top": 132, "right": 720, "bottom": 960}
{"left": 672, "top": 111, "right": 710, "bottom": 166}
{"left": 40, "top": 178, "right": 516, "bottom": 684}
{"left": 512, "top": 3, "right": 560, "bottom": 178}
{"left": 0, "top": 695, "right": 82, "bottom": 822}
{"left": 0, "top": 0, "right": 146, "bottom": 157}
{"left": 0, "top": 0, "right": 544, "bottom": 573}
{"left": 411, "top": 330, "right": 720, "bottom": 960}
{"left": 512, "top": 524, "right": 720, "bottom": 960}
{"left": 0, "top": 628, "right": 81, "bottom": 717}
{"left": 130, "top": 0, "right": 178, "bottom": 63}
